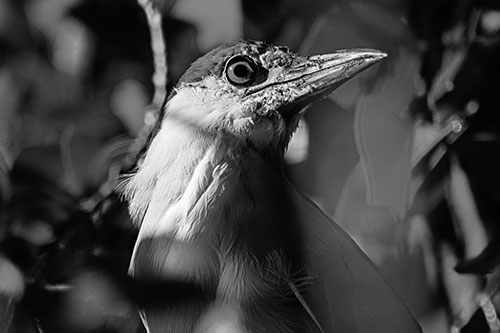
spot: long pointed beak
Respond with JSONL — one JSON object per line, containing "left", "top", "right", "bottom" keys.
{"left": 254, "top": 49, "right": 387, "bottom": 116}
{"left": 294, "top": 49, "right": 386, "bottom": 93}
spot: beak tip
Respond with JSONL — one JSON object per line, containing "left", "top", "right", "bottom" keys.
{"left": 358, "top": 49, "right": 388, "bottom": 62}
{"left": 376, "top": 51, "right": 388, "bottom": 60}
{"left": 377, "top": 52, "right": 388, "bottom": 59}
{"left": 348, "top": 49, "right": 387, "bottom": 72}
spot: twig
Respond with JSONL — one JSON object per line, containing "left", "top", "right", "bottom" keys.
{"left": 130, "top": 0, "right": 169, "bottom": 158}
{"left": 137, "top": 0, "right": 168, "bottom": 111}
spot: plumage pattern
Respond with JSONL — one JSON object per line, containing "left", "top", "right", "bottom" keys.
{"left": 123, "top": 40, "right": 421, "bottom": 332}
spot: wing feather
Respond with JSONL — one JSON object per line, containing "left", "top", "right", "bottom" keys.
{"left": 292, "top": 188, "right": 422, "bottom": 332}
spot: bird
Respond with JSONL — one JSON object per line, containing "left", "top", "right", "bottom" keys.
{"left": 123, "top": 40, "right": 422, "bottom": 332}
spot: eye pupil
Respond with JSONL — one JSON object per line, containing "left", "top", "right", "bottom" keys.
{"left": 234, "top": 63, "right": 250, "bottom": 78}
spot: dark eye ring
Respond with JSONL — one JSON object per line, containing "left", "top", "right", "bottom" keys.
{"left": 225, "top": 55, "right": 256, "bottom": 86}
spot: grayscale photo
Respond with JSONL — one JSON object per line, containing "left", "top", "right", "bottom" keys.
{"left": 1, "top": 0, "right": 499, "bottom": 332}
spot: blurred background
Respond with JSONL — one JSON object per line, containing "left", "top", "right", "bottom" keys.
{"left": 1, "top": 0, "right": 500, "bottom": 332}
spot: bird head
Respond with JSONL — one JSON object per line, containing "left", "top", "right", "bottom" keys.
{"left": 124, "top": 40, "right": 386, "bottom": 226}
{"left": 163, "top": 40, "right": 386, "bottom": 151}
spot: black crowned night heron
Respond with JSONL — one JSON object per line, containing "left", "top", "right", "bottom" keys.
{"left": 124, "top": 40, "right": 421, "bottom": 333}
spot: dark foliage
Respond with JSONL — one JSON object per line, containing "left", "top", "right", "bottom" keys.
{"left": 70, "top": 0, "right": 200, "bottom": 91}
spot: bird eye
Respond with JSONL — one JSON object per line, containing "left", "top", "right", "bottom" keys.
{"left": 225, "top": 56, "right": 256, "bottom": 86}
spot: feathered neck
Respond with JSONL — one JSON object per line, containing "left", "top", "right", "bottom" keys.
{"left": 124, "top": 115, "right": 213, "bottom": 226}
{"left": 123, "top": 112, "right": 289, "bottom": 236}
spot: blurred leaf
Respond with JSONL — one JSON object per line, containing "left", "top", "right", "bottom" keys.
{"left": 10, "top": 219, "right": 56, "bottom": 246}
{"left": 0, "top": 255, "right": 24, "bottom": 300}
{"left": 60, "top": 269, "right": 140, "bottom": 332}
{"left": 109, "top": 79, "right": 148, "bottom": 136}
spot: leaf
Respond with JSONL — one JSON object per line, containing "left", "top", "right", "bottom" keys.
{"left": 0, "top": 255, "right": 24, "bottom": 300}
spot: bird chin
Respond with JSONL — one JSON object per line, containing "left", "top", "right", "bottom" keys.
{"left": 278, "top": 87, "right": 333, "bottom": 121}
